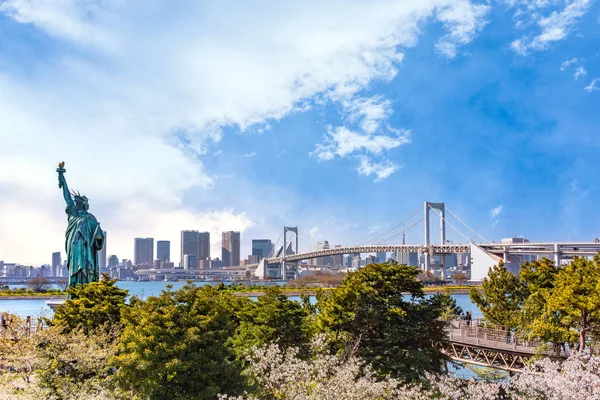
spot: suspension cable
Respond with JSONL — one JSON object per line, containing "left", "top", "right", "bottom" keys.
{"left": 445, "top": 207, "right": 487, "bottom": 243}
{"left": 359, "top": 206, "right": 424, "bottom": 245}
{"left": 376, "top": 217, "right": 424, "bottom": 244}
{"left": 427, "top": 206, "right": 472, "bottom": 244}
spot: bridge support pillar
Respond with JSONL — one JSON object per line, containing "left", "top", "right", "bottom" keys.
{"left": 554, "top": 243, "right": 561, "bottom": 266}
{"left": 424, "top": 202, "right": 445, "bottom": 275}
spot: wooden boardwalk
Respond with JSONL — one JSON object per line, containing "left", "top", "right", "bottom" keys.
{"left": 438, "top": 320, "right": 565, "bottom": 372}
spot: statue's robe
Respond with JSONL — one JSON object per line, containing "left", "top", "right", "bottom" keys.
{"left": 65, "top": 204, "right": 104, "bottom": 288}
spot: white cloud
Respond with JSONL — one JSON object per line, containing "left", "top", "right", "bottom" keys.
{"left": 0, "top": 0, "right": 489, "bottom": 264}
{"left": 357, "top": 157, "right": 400, "bottom": 182}
{"left": 510, "top": 0, "right": 591, "bottom": 54}
{"left": 311, "top": 95, "right": 411, "bottom": 180}
{"left": 584, "top": 78, "right": 600, "bottom": 92}
{"left": 490, "top": 205, "right": 503, "bottom": 218}
{"left": 560, "top": 57, "right": 580, "bottom": 71}
{"left": 573, "top": 66, "right": 587, "bottom": 80}
{"left": 312, "top": 126, "right": 410, "bottom": 161}
{"left": 344, "top": 96, "right": 393, "bottom": 135}
{"left": 241, "top": 152, "right": 257, "bottom": 158}
{"left": 435, "top": 2, "right": 489, "bottom": 58}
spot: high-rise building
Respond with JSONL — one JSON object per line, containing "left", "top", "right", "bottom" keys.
{"left": 108, "top": 255, "right": 119, "bottom": 267}
{"left": 199, "top": 232, "right": 210, "bottom": 261}
{"left": 157, "top": 240, "right": 171, "bottom": 262}
{"left": 134, "top": 238, "right": 154, "bottom": 266}
{"left": 180, "top": 231, "right": 210, "bottom": 268}
{"left": 315, "top": 240, "right": 332, "bottom": 266}
{"left": 397, "top": 252, "right": 419, "bottom": 266}
{"left": 222, "top": 231, "right": 241, "bottom": 266}
{"left": 183, "top": 254, "right": 198, "bottom": 270}
{"left": 51, "top": 252, "right": 61, "bottom": 277}
{"left": 98, "top": 230, "right": 107, "bottom": 270}
{"left": 376, "top": 252, "right": 386, "bottom": 263}
{"left": 366, "top": 255, "right": 378, "bottom": 265}
{"left": 252, "top": 239, "right": 273, "bottom": 261}
{"left": 332, "top": 245, "right": 343, "bottom": 267}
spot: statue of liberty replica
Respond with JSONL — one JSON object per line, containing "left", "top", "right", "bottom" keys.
{"left": 57, "top": 162, "right": 105, "bottom": 289}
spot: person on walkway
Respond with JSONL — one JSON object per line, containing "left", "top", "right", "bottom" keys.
{"left": 25, "top": 316, "right": 31, "bottom": 335}
{"left": 466, "top": 311, "right": 472, "bottom": 326}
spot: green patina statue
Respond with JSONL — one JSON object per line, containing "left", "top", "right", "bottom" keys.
{"left": 57, "top": 162, "right": 104, "bottom": 289}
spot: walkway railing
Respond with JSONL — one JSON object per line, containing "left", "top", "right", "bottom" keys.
{"left": 445, "top": 319, "right": 569, "bottom": 358}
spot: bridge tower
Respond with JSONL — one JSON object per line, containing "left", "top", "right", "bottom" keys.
{"left": 424, "top": 202, "right": 446, "bottom": 273}
{"left": 282, "top": 226, "right": 299, "bottom": 280}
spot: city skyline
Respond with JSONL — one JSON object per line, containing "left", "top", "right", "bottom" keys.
{"left": 1, "top": 2, "right": 599, "bottom": 265}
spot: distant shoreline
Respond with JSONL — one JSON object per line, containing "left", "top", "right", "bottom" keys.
{"left": 0, "top": 286, "right": 481, "bottom": 300}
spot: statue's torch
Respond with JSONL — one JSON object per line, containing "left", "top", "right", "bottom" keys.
{"left": 57, "top": 161, "right": 66, "bottom": 188}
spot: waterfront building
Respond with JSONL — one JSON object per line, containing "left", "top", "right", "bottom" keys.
{"left": 211, "top": 258, "right": 225, "bottom": 269}
{"left": 397, "top": 251, "right": 419, "bottom": 266}
{"left": 252, "top": 239, "right": 273, "bottom": 261}
{"left": 52, "top": 252, "right": 61, "bottom": 277}
{"left": 183, "top": 254, "right": 198, "bottom": 270}
{"left": 180, "top": 231, "right": 210, "bottom": 268}
{"left": 315, "top": 240, "right": 332, "bottom": 266}
{"left": 222, "top": 231, "right": 241, "bottom": 266}
{"left": 332, "top": 245, "right": 343, "bottom": 267}
{"left": 108, "top": 255, "right": 119, "bottom": 267}
{"left": 366, "top": 255, "right": 378, "bottom": 265}
{"left": 134, "top": 238, "right": 154, "bottom": 266}
{"left": 157, "top": 240, "right": 171, "bottom": 262}
{"left": 199, "top": 232, "right": 210, "bottom": 261}
{"left": 351, "top": 255, "right": 361, "bottom": 269}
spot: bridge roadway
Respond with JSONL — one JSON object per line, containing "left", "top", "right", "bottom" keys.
{"left": 266, "top": 244, "right": 470, "bottom": 264}
{"left": 266, "top": 242, "right": 600, "bottom": 264}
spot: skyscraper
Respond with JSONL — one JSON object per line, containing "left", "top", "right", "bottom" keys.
{"left": 157, "top": 240, "right": 171, "bottom": 262}
{"left": 332, "top": 245, "right": 343, "bottom": 267}
{"left": 199, "top": 232, "right": 210, "bottom": 261}
{"left": 222, "top": 231, "right": 241, "bottom": 266}
{"left": 52, "top": 252, "right": 61, "bottom": 277}
{"left": 98, "top": 230, "right": 107, "bottom": 270}
{"left": 376, "top": 251, "right": 386, "bottom": 263}
{"left": 252, "top": 239, "right": 273, "bottom": 261}
{"left": 108, "top": 255, "right": 119, "bottom": 267}
{"left": 315, "top": 240, "right": 332, "bottom": 266}
{"left": 180, "top": 231, "right": 210, "bottom": 268}
{"left": 134, "top": 238, "right": 154, "bottom": 266}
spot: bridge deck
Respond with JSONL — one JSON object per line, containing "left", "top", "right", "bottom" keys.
{"left": 446, "top": 324, "right": 538, "bottom": 356}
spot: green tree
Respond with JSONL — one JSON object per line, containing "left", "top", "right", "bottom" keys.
{"left": 52, "top": 274, "right": 129, "bottom": 335}
{"left": 231, "top": 286, "right": 313, "bottom": 359}
{"left": 114, "top": 283, "right": 247, "bottom": 400}
{"left": 547, "top": 256, "right": 600, "bottom": 351}
{"left": 469, "top": 262, "right": 525, "bottom": 328}
{"left": 316, "top": 261, "right": 450, "bottom": 381}
{"left": 518, "top": 258, "right": 568, "bottom": 353}
{"left": 35, "top": 327, "right": 129, "bottom": 400}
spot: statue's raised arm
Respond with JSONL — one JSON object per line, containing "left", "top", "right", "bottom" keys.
{"left": 57, "top": 161, "right": 74, "bottom": 209}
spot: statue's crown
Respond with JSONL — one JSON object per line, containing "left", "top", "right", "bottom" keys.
{"left": 71, "top": 190, "right": 88, "bottom": 203}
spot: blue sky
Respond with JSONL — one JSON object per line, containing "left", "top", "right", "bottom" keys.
{"left": 0, "top": 0, "right": 599, "bottom": 265}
